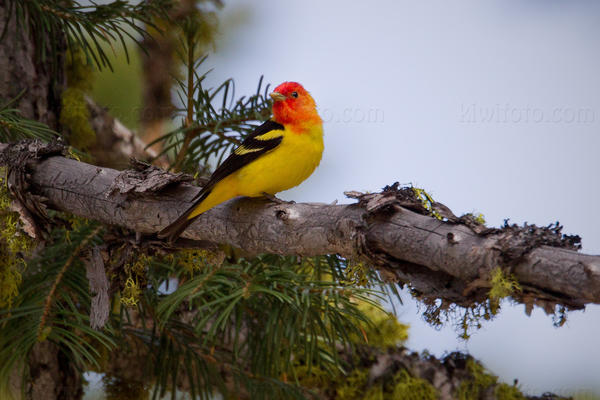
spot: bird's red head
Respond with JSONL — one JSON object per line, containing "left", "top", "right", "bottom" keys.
{"left": 270, "top": 82, "right": 321, "bottom": 127}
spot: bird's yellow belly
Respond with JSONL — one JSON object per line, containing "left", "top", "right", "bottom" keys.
{"left": 235, "top": 132, "right": 323, "bottom": 196}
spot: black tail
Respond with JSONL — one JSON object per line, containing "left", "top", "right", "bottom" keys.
{"left": 157, "top": 212, "right": 198, "bottom": 242}
{"left": 157, "top": 191, "right": 209, "bottom": 242}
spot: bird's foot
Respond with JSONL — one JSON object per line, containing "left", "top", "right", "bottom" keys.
{"left": 262, "top": 192, "right": 295, "bottom": 205}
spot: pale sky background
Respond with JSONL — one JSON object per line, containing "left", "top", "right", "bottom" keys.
{"left": 198, "top": 0, "right": 600, "bottom": 396}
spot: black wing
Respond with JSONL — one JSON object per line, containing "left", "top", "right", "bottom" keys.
{"left": 193, "top": 119, "right": 285, "bottom": 199}
{"left": 158, "top": 120, "right": 284, "bottom": 241}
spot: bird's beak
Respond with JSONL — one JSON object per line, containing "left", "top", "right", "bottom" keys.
{"left": 269, "top": 92, "right": 286, "bottom": 102}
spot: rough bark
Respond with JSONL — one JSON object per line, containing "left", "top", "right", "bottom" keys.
{"left": 0, "top": 5, "right": 81, "bottom": 400}
{"left": 1, "top": 141, "right": 599, "bottom": 317}
{"left": 26, "top": 343, "right": 83, "bottom": 400}
{"left": 0, "top": 3, "right": 63, "bottom": 129}
{"left": 138, "top": 23, "right": 175, "bottom": 154}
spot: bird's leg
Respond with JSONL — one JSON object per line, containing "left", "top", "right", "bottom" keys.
{"left": 262, "top": 192, "right": 295, "bottom": 205}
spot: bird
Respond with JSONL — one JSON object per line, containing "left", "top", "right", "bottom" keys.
{"left": 158, "top": 81, "right": 324, "bottom": 242}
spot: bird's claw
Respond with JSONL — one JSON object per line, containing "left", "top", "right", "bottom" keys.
{"left": 262, "top": 192, "right": 295, "bottom": 205}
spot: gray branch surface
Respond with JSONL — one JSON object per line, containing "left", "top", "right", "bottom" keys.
{"left": 1, "top": 141, "right": 599, "bottom": 312}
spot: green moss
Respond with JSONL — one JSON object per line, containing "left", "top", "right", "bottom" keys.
{"left": 335, "top": 368, "right": 369, "bottom": 400}
{"left": 391, "top": 369, "right": 437, "bottom": 400}
{"left": 496, "top": 382, "right": 526, "bottom": 400}
{"left": 60, "top": 47, "right": 96, "bottom": 149}
{"left": 324, "top": 365, "right": 437, "bottom": 400}
{"left": 457, "top": 359, "right": 497, "bottom": 400}
{"left": 363, "top": 384, "right": 384, "bottom": 400}
{"left": 0, "top": 173, "right": 33, "bottom": 309}
{"left": 356, "top": 302, "right": 409, "bottom": 348}
{"left": 298, "top": 362, "right": 438, "bottom": 400}
{"left": 60, "top": 87, "right": 96, "bottom": 149}
{"left": 0, "top": 256, "right": 22, "bottom": 309}
{"left": 455, "top": 358, "right": 527, "bottom": 400}
{"left": 293, "top": 364, "right": 329, "bottom": 390}
{"left": 65, "top": 47, "right": 94, "bottom": 91}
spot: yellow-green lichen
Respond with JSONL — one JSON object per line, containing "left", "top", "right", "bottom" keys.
{"left": 128, "top": 254, "right": 151, "bottom": 277}
{"left": 173, "top": 249, "right": 225, "bottom": 276}
{"left": 412, "top": 187, "right": 442, "bottom": 220}
{"left": 119, "top": 254, "right": 152, "bottom": 307}
{"left": 462, "top": 212, "right": 487, "bottom": 225}
{"left": 345, "top": 259, "right": 370, "bottom": 286}
{"left": 120, "top": 277, "right": 141, "bottom": 307}
{"left": 391, "top": 369, "right": 437, "bottom": 400}
{"left": 473, "top": 212, "right": 486, "bottom": 225}
{"left": 489, "top": 267, "right": 521, "bottom": 314}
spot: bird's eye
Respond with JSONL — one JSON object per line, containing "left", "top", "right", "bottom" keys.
{"left": 291, "top": 91, "right": 298, "bottom": 98}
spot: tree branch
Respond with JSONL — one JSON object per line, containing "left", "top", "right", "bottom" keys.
{"left": 85, "top": 96, "right": 167, "bottom": 169}
{"left": 1, "top": 141, "right": 599, "bottom": 314}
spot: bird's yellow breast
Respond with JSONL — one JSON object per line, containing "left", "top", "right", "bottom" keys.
{"left": 234, "top": 124, "right": 324, "bottom": 196}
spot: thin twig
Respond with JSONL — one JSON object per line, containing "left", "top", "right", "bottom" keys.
{"left": 173, "top": 33, "right": 196, "bottom": 171}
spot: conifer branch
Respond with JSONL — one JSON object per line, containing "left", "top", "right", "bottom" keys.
{"left": 37, "top": 225, "right": 103, "bottom": 341}
{"left": 1, "top": 141, "right": 598, "bottom": 319}
{"left": 7, "top": 0, "right": 173, "bottom": 70}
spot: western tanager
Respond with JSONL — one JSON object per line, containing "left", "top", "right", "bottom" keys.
{"left": 158, "top": 82, "right": 324, "bottom": 241}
